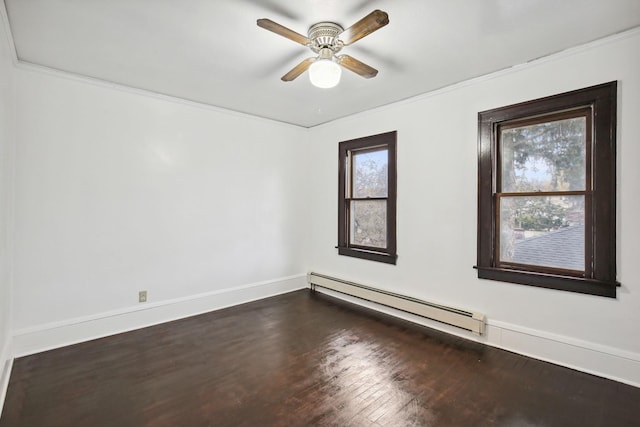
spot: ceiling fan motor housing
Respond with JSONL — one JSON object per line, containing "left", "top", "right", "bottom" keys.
{"left": 308, "top": 22, "right": 344, "bottom": 53}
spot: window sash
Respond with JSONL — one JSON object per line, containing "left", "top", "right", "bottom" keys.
{"left": 497, "top": 109, "right": 591, "bottom": 194}
{"left": 346, "top": 149, "right": 389, "bottom": 251}
{"left": 348, "top": 146, "right": 389, "bottom": 199}
{"left": 495, "top": 193, "right": 587, "bottom": 275}
{"left": 494, "top": 108, "right": 593, "bottom": 276}
{"left": 347, "top": 198, "right": 388, "bottom": 249}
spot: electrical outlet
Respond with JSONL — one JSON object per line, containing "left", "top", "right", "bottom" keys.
{"left": 139, "top": 290, "right": 147, "bottom": 303}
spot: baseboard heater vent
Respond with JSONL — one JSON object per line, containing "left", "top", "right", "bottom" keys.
{"left": 307, "top": 272, "right": 485, "bottom": 335}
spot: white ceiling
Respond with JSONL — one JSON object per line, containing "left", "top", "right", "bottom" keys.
{"left": 4, "top": 0, "right": 640, "bottom": 127}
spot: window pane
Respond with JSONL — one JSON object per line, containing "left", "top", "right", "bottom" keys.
{"left": 501, "top": 117, "right": 586, "bottom": 192}
{"left": 353, "top": 148, "right": 388, "bottom": 198}
{"left": 499, "top": 195, "right": 585, "bottom": 271}
{"left": 350, "top": 200, "right": 387, "bottom": 248}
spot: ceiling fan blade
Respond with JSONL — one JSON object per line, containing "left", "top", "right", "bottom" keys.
{"left": 340, "top": 10, "right": 389, "bottom": 46}
{"left": 257, "top": 19, "right": 309, "bottom": 46}
{"left": 337, "top": 55, "right": 378, "bottom": 79}
{"left": 281, "top": 57, "right": 316, "bottom": 81}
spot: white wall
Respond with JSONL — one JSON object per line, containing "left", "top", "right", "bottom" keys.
{"left": 307, "top": 30, "right": 640, "bottom": 385}
{"left": 0, "top": 8, "right": 15, "bottom": 407}
{"left": 11, "top": 68, "right": 309, "bottom": 344}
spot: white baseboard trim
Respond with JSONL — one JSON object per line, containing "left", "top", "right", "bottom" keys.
{"left": 485, "top": 319, "right": 640, "bottom": 388}
{"left": 0, "top": 339, "right": 13, "bottom": 417}
{"left": 312, "top": 287, "right": 640, "bottom": 389}
{"left": 12, "top": 274, "right": 307, "bottom": 358}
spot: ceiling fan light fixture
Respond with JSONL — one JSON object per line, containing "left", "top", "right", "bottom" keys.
{"left": 257, "top": 11, "right": 389, "bottom": 86}
{"left": 309, "top": 58, "right": 341, "bottom": 88}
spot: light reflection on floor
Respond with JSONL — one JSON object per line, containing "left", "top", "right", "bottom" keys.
{"left": 316, "top": 329, "right": 437, "bottom": 425}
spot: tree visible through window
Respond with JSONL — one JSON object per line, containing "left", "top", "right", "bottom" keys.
{"left": 338, "top": 131, "right": 397, "bottom": 264}
{"left": 476, "top": 82, "right": 618, "bottom": 297}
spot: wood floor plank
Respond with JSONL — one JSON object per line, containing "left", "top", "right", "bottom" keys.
{"left": 1, "top": 289, "right": 639, "bottom": 426}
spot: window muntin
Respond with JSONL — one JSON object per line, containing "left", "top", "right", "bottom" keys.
{"left": 476, "top": 82, "right": 618, "bottom": 297}
{"left": 338, "top": 131, "right": 397, "bottom": 264}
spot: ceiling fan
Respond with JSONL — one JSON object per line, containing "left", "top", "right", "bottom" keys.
{"left": 257, "top": 10, "right": 389, "bottom": 88}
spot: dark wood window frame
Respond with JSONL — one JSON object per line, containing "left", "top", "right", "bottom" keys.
{"left": 476, "top": 82, "right": 619, "bottom": 297}
{"left": 338, "top": 131, "right": 397, "bottom": 264}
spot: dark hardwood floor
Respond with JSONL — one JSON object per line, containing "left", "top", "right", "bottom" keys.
{"left": 2, "top": 289, "right": 639, "bottom": 426}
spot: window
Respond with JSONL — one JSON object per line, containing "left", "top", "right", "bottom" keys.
{"left": 338, "top": 131, "right": 397, "bottom": 264}
{"left": 476, "top": 82, "right": 618, "bottom": 297}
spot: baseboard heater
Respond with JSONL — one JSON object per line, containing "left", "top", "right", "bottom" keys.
{"left": 307, "top": 272, "right": 485, "bottom": 335}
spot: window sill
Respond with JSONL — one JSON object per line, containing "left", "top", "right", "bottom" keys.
{"left": 338, "top": 247, "right": 397, "bottom": 265}
{"left": 474, "top": 266, "right": 619, "bottom": 298}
